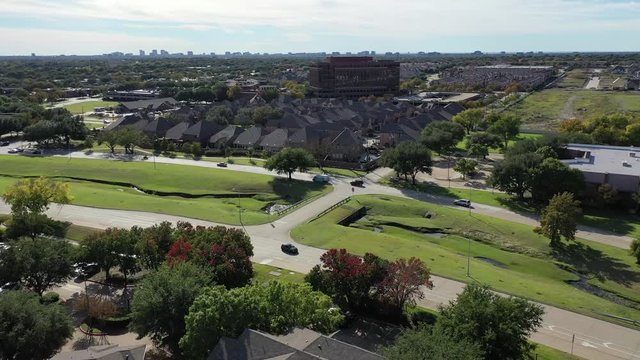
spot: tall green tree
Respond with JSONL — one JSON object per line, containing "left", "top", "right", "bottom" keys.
{"left": 136, "top": 221, "right": 175, "bottom": 270}
{"left": 0, "top": 290, "right": 73, "bottom": 360}
{"left": 530, "top": 158, "right": 584, "bottom": 203}
{"left": 539, "top": 192, "right": 582, "bottom": 247}
{"left": 130, "top": 263, "right": 212, "bottom": 357}
{"left": 82, "top": 228, "right": 125, "bottom": 279}
{"left": 0, "top": 238, "right": 74, "bottom": 295}
{"left": 421, "top": 121, "right": 465, "bottom": 155}
{"left": 381, "top": 141, "right": 433, "bottom": 185}
{"left": 465, "top": 132, "right": 501, "bottom": 159}
{"left": 180, "top": 282, "right": 344, "bottom": 359}
{"left": 488, "top": 114, "right": 521, "bottom": 149}
{"left": 2, "top": 178, "right": 72, "bottom": 240}
{"left": 264, "top": 148, "right": 315, "bottom": 180}
{"left": 488, "top": 153, "right": 542, "bottom": 199}
{"left": 435, "top": 283, "right": 544, "bottom": 360}
{"left": 452, "top": 109, "right": 484, "bottom": 134}
{"left": 381, "top": 325, "right": 482, "bottom": 360}
{"left": 453, "top": 158, "right": 478, "bottom": 180}
{"left": 2, "top": 177, "right": 71, "bottom": 217}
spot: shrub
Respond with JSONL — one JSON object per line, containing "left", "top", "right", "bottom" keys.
{"left": 41, "top": 292, "right": 60, "bottom": 305}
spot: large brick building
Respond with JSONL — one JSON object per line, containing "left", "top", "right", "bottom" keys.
{"left": 309, "top": 56, "right": 400, "bottom": 98}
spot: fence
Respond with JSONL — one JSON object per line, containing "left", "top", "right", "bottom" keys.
{"left": 309, "top": 197, "right": 352, "bottom": 222}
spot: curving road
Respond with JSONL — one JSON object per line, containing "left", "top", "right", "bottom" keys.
{"left": 0, "top": 152, "right": 639, "bottom": 359}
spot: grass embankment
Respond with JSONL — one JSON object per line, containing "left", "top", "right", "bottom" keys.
{"left": 0, "top": 156, "right": 331, "bottom": 225}
{"left": 384, "top": 176, "right": 640, "bottom": 238}
{"left": 506, "top": 89, "right": 640, "bottom": 131}
{"left": 253, "top": 264, "right": 306, "bottom": 284}
{"left": 292, "top": 195, "right": 640, "bottom": 326}
{"left": 87, "top": 145, "right": 365, "bottom": 178}
{"left": 63, "top": 100, "right": 119, "bottom": 114}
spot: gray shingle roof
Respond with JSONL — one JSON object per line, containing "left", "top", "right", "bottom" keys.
{"left": 234, "top": 126, "right": 266, "bottom": 147}
{"left": 164, "top": 121, "right": 191, "bottom": 140}
{"left": 260, "top": 128, "right": 289, "bottom": 148}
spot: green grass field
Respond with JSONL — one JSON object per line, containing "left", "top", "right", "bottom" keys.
{"left": 557, "top": 69, "right": 587, "bottom": 88}
{"left": 507, "top": 89, "right": 640, "bottom": 131}
{"left": 385, "top": 176, "right": 640, "bottom": 238}
{"left": 0, "top": 156, "right": 331, "bottom": 225}
{"left": 253, "top": 264, "right": 306, "bottom": 284}
{"left": 292, "top": 195, "right": 640, "bottom": 326}
{"left": 63, "top": 100, "right": 119, "bottom": 114}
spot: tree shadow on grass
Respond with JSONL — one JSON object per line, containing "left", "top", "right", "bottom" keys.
{"left": 269, "top": 177, "right": 328, "bottom": 204}
{"left": 552, "top": 242, "right": 640, "bottom": 286}
{"left": 579, "top": 213, "right": 635, "bottom": 238}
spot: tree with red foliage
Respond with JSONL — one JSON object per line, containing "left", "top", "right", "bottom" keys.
{"left": 379, "top": 257, "right": 433, "bottom": 310}
{"left": 166, "top": 238, "right": 193, "bottom": 266}
{"left": 306, "top": 249, "right": 388, "bottom": 309}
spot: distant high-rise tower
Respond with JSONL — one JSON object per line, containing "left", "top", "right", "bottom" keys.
{"left": 187, "top": 51, "right": 194, "bottom": 56}
{"left": 150, "top": 49, "right": 158, "bottom": 56}
{"left": 160, "top": 49, "right": 169, "bottom": 55}
{"left": 139, "top": 50, "right": 145, "bottom": 56}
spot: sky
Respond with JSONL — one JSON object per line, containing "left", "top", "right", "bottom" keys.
{"left": 0, "top": 0, "right": 639, "bottom": 55}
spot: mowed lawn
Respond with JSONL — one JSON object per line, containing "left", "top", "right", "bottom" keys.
{"left": 63, "top": 100, "right": 119, "bottom": 114}
{"left": 292, "top": 195, "right": 640, "bottom": 325}
{"left": 0, "top": 156, "right": 331, "bottom": 225}
{"left": 507, "top": 89, "right": 640, "bottom": 131}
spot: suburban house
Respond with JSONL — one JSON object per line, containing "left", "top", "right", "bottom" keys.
{"left": 209, "top": 125, "right": 243, "bottom": 149}
{"left": 164, "top": 121, "right": 192, "bottom": 141}
{"left": 326, "top": 128, "right": 363, "bottom": 162}
{"left": 233, "top": 126, "right": 267, "bottom": 150}
{"left": 143, "top": 117, "right": 175, "bottom": 138}
{"left": 208, "top": 328, "right": 383, "bottom": 360}
{"left": 117, "top": 98, "right": 178, "bottom": 113}
{"left": 181, "top": 120, "right": 224, "bottom": 143}
{"left": 379, "top": 123, "right": 421, "bottom": 147}
{"left": 104, "top": 114, "right": 147, "bottom": 132}
{"left": 562, "top": 144, "right": 640, "bottom": 193}
{"left": 259, "top": 128, "right": 289, "bottom": 153}
{"left": 51, "top": 344, "right": 146, "bottom": 360}
{"left": 288, "top": 127, "right": 321, "bottom": 150}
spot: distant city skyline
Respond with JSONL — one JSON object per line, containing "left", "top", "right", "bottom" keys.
{"left": 0, "top": 0, "right": 639, "bottom": 55}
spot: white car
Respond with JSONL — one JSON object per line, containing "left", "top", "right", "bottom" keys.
{"left": 453, "top": 199, "right": 471, "bottom": 207}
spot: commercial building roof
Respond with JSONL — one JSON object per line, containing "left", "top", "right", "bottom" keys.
{"left": 563, "top": 144, "right": 640, "bottom": 177}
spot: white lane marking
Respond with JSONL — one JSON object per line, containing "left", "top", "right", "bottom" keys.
{"left": 544, "top": 323, "right": 640, "bottom": 359}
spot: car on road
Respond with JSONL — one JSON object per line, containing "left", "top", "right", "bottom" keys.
{"left": 25, "top": 149, "right": 42, "bottom": 155}
{"left": 453, "top": 199, "right": 471, "bottom": 207}
{"left": 350, "top": 179, "right": 364, "bottom": 187}
{"left": 217, "top": 162, "right": 228, "bottom": 167}
{"left": 0, "top": 141, "right": 10, "bottom": 146}
{"left": 281, "top": 243, "right": 299, "bottom": 255}
{"left": 313, "top": 174, "right": 331, "bottom": 183}
{"left": 7, "top": 148, "right": 23, "bottom": 153}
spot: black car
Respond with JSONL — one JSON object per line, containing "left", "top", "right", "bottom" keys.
{"left": 0, "top": 141, "right": 9, "bottom": 146}
{"left": 217, "top": 162, "right": 228, "bottom": 167}
{"left": 350, "top": 179, "right": 364, "bottom": 187}
{"left": 281, "top": 243, "right": 299, "bottom": 255}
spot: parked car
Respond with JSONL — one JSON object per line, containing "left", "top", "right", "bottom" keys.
{"left": 73, "top": 262, "right": 99, "bottom": 278}
{"left": 281, "top": 243, "right": 299, "bottom": 255}
{"left": 217, "top": 162, "right": 228, "bottom": 167}
{"left": 0, "top": 282, "right": 20, "bottom": 293}
{"left": 453, "top": 199, "right": 471, "bottom": 207}
{"left": 313, "top": 174, "right": 331, "bottom": 183}
{"left": 0, "top": 141, "right": 10, "bottom": 146}
{"left": 7, "top": 148, "right": 23, "bottom": 154}
{"left": 350, "top": 179, "right": 364, "bottom": 187}
{"left": 25, "top": 149, "right": 42, "bottom": 155}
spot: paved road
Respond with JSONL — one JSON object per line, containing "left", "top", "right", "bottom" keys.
{"left": 586, "top": 76, "right": 601, "bottom": 90}
{"left": 1, "top": 154, "right": 639, "bottom": 359}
